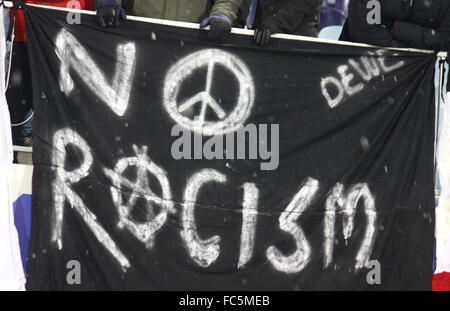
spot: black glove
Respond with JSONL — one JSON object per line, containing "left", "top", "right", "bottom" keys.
{"left": 254, "top": 26, "right": 273, "bottom": 46}
{"left": 200, "top": 14, "right": 232, "bottom": 43}
{"left": 96, "top": 0, "right": 126, "bottom": 28}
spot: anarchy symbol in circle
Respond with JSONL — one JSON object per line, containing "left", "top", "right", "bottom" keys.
{"left": 105, "top": 145, "right": 175, "bottom": 248}
{"left": 163, "top": 49, "right": 255, "bottom": 136}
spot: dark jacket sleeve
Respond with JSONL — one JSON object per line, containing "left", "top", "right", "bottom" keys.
{"left": 344, "top": 0, "right": 405, "bottom": 48}
{"left": 262, "top": 0, "right": 321, "bottom": 33}
{"left": 210, "top": 0, "right": 243, "bottom": 22}
{"left": 393, "top": 9, "right": 450, "bottom": 51}
{"left": 94, "top": 0, "right": 123, "bottom": 7}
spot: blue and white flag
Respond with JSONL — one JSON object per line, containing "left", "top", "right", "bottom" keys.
{"left": 0, "top": 8, "right": 26, "bottom": 291}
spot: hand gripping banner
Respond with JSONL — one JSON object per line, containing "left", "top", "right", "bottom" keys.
{"left": 25, "top": 5, "right": 436, "bottom": 290}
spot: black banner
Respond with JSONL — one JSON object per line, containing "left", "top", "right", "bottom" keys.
{"left": 26, "top": 5, "right": 436, "bottom": 290}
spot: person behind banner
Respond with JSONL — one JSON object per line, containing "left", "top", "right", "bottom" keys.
{"left": 339, "top": 0, "right": 450, "bottom": 51}
{"left": 95, "top": 0, "right": 243, "bottom": 43}
{"left": 6, "top": 0, "right": 95, "bottom": 160}
{"left": 240, "top": 0, "right": 322, "bottom": 46}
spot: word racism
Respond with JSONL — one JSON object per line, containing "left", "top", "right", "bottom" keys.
{"left": 52, "top": 128, "right": 376, "bottom": 272}
{"left": 171, "top": 124, "right": 280, "bottom": 170}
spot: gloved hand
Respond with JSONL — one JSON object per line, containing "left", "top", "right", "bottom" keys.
{"left": 200, "top": 14, "right": 232, "bottom": 43}
{"left": 254, "top": 26, "right": 273, "bottom": 46}
{"left": 96, "top": 0, "right": 126, "bottom": 28}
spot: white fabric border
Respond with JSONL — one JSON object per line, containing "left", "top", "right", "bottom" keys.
{"left": 436, "top": 92, "right": 450, "bottom": 274}
{"left": 0, "top": 7, "right": 26, "bottom": 291}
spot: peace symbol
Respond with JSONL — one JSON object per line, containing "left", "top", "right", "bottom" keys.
{"left": 163, "top": 49, "right": 255, "bottom": 136}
